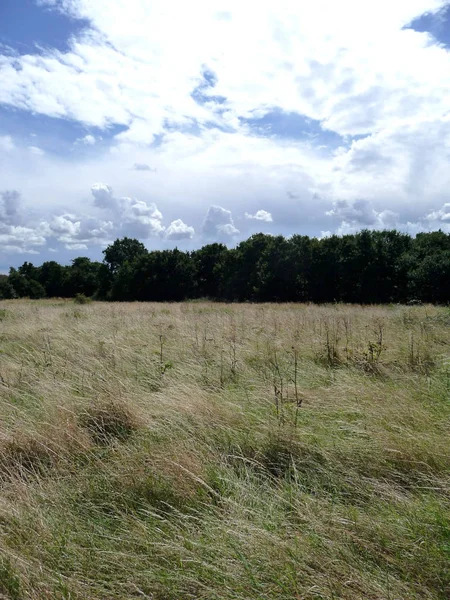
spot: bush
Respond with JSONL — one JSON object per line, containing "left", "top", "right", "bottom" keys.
{"left": 0, "top": 278, "right": 16, "bottom": 300}
{"left": 74, "top": 293, "right": 92, "bottom": 305}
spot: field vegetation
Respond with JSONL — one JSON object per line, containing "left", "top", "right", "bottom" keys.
{"left": 0, "top": 300, "right": 449, "bottom": 599}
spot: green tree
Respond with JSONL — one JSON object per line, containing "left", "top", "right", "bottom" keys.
{"left": 66, "top": 258, "right": 102, "bottom": 297}
{"left": 38, "top": 261, "right": 68, "bottom": 297}
{"left": 254, "top": 236, "right": 295, "bottom": 301}
{"left": 103, "top": 238, "right": 148, "bottom": 275}
{"left": 288, "top": 235, "right": 315, "bottom": 301}
{"left": 192, "top": 243, "right": 228, "bottom": 299}
{"left": 0, "top": 275, "right": 16, "bottom": 299}
{"left": 113, "top": 249, "right": 195, "bottom": 302}
{"left": 309, "top": 235, "right": 342, "bottom": 302}
{"left": 404, "top": 231, "right": 450, "bottom": 303}
{"left": 9, "top": 267, "right": 45, "bottom": 299}
{"left": 224, "top": 234, "right": 274, "bottom": 301}
{"left": 18, "top": 261, "right": 40, "bottom": 281}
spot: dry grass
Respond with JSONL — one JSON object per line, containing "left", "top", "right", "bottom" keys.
{"left": 0, "top": 300, "right": 449, "bottom": 599}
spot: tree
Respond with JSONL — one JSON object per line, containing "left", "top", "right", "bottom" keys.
{"left": 409, "top": 251, "right": 450, "bottom": 303}
{"left": 18, "top": 261, "right": 40, "bottom": 281}
{"left": 95, "top": 263, "right": 114, "bottom": 300}
{"left": 224, "top": 234, "right": 274, "bottom": 301}
{"left": 0, "top": 275, "right": 16, "bottom": 299}
{"left": 288, "top": 235, "right": 315, "bottom": 301}
{"left": 254, "top": 235, "right": 295, "bottom": 301}
{"left": 115, "top": 249, "right": 195, "bottom": 302}
{"left": 103, "top": 238, "right": 148, "bottom": 275}
{"left": 192, "top": 243, "right": 228, "bottom": 299}
{"left": 66, "top": 258, "right": 102, "bottom": 297}
{"left": 404, "top": 231, "right": 450, "bottom": 303}
{"left": 366, "top": 230, "right": 411, "bottom": 303}
{"left": 9, "top": 267, "right": 45, "bottom": 299}
{"left": 309, "top": 235, "right": 342, "bottom": 302}
{"left": 38, "top": 261, "right": 68, "bottom": 297}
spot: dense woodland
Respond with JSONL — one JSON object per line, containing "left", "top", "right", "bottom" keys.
{"left": 1, "top": 229, "right": 450, "bottom": 303}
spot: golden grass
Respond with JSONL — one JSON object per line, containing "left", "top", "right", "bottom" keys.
{"left": 0, "top": 300, "right": 449, "bottom": 599}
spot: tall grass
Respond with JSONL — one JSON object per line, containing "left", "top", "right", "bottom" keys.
{"left": 0, "top": 300, "right": 449, "bottom": 599}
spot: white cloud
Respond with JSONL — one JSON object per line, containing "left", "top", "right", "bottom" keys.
{"left": 218, "top": 223, "right": 240, "bottom": 235}
{"left": 91, "top": 183, "right": 117, "bottom": 209}
{"left": 166, "top": 218, "right": 195, "bottom": 240}
{"left": 120, "top": 197, "right": 165, "bottom": 237}
{"left": 28, "top": 146, "right": 45, "bottom": 156}
{"left": 49, "top": 213, "right": 80, "bottom": 236}
{"left": 405, "top": 201, "right": 450, "bottom": 234}
{"left": 48, "top": 212, "right": 113, "bottom": 248}
{"left": 326, "top": 199, "right": 379, "bottom": 226}
{"left": 245, "top": 209, "right": 273, "bottom": 222}
{"left": 90, "top": 182, "right": 166, "bottom": 238}
{"left": 0, "top": 224, "right": 47, "bottom": 254}
{"left": 77, "top": 134, "right": 96, "bottom": 145}
{"left": 0, "top": 190, "right": 50, "bottom": 254}
{"left": 326, "top": 199, "right": 401, "bottom": 235}
{"left": 133, "top": 163, "right": 155, "bottom": 171}
{"left": 425, "top": 203, "right": 450, "bottom": 223}
{"left": 203, "top": 205, "right": 239, "bottom": 238}
{"left": 0, "top": 246, "right": 40, "bottom": 255}
{"left": 66, "top": 243, "right": 88, "bottom": 250}
{"left": 0, "top": 190, "right": 21, "bottom": 225}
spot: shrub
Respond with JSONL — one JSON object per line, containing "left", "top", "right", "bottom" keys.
{"left": 74, "top": 293, "right": 92, "bottom": 305}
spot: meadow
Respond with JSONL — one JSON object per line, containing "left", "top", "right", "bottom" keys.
{"left": 0, "top": 300, "right": 449, "bottom": 599}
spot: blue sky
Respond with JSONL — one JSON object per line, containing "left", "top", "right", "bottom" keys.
{"left": 407, "top": 5, "right": 450, "bottom": 46}
{"left": 0, "top": 0, "right": 89, "bottom": 53}
{"left": 1, "top": 0, "right": 450, "bottom": 270}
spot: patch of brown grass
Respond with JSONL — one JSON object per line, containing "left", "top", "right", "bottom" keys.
{"left": 78, "top": 400, "right": 141, "bottom": 445}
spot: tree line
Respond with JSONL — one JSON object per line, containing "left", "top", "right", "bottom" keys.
{"left": 1, "top": 229, "right": 449, "bottom": 304}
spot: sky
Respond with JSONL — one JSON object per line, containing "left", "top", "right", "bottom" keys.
{"left": 1, "top": 0, "right": 450, "bottom": 268}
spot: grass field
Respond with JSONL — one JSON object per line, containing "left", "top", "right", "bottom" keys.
{"left": 0, "top": 300, "right": 449, "bottom": 599}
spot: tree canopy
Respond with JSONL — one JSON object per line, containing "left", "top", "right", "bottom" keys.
{"left": 3, "top": 230, "right": 450, "bottom": 304}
